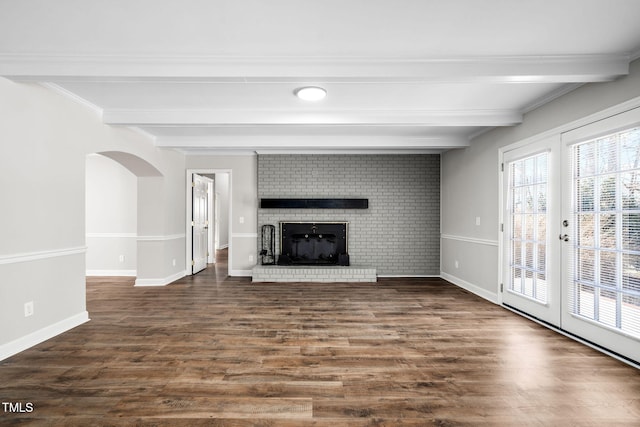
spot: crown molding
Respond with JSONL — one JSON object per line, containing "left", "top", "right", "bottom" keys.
{"left": 521, "top": 82, "right": 585, "bottom": 114}
{"left": 39, "top": 82, "right": 103, "bottom": 117}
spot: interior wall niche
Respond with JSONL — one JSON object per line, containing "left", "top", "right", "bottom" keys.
{"left": 257, "top": 154, "right": 440, "bottom": 275}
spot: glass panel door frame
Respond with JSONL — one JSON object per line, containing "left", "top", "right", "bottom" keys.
{"left": 500, "top": 135, "right": 562, "bottom": 327}
{"left": 561, "top": 106, "right": 640, "bottom": 363}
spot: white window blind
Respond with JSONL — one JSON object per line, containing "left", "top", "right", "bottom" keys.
{"left": 571, "top": 126, "right": 640, "bottom": 338}
{"left": 508, "top": 152, "right": 548, "bottom": 303}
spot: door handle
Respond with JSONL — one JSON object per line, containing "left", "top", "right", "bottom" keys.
{"left": 559, "top": 234, "right": 569, "bottom": 242}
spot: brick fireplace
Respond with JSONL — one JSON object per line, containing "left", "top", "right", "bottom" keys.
{"left": 256, "top": 154, "right": 441, "bottom": 277}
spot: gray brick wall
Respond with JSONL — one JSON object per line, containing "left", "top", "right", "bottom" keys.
{"left": 257, "top": 154, "right": 440, "bottom": 275}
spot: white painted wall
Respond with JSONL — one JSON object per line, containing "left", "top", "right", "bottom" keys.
{"left": 440, "top": 58, "right": 640, "bottom": 302}
{"left": 215, "top": 173, "right": 230, "bottom": 249}
{"left": 85, "top": 153, "right": 137, "bottom": 276}
{"left": 0, "top": 78, "right": 186, "bottom": 360}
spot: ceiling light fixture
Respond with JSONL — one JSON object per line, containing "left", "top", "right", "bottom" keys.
{"left": 294, "top": 86, "right": 327, "bottom": 101}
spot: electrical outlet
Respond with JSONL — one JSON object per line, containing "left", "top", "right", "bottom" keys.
{"left": 24, "top": 301, "right": 34, "bottom": 317}
{"left": 249, "top": 255, "right": 254, "bottom": 262}
{"left": 239, "top": 216, "right": 245, "bottom": 224}
{"left": 475, "top": 216, "right": 481, "bottom": 226}
{"left": 455, "top": 260, "right": 459, "bottom": 269}
{"left": 119, "top": 254, "right": 125, "bottom": 263}
{"left": 172, "top": 259, "right": 176, "bottom": 267}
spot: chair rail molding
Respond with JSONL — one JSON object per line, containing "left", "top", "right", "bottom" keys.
{"left": 0, "top": 246, "right": 87, "bottom": 265}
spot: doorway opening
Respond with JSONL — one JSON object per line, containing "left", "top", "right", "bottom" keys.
{"left": 186, "top": 169, "right": 231, "bottom": 277}
{"left": 85, "top": 151, "right": 163, "bottom": 283}
{"left": 499, "top": 105, "right": 640, "bottom": 365}
{"left": 85, "top": 153, "right": 138, "bottom": 277}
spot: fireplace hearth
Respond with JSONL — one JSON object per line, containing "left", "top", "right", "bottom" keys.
{"left": 278, "top": 222, "right": 349, "bottom": 266}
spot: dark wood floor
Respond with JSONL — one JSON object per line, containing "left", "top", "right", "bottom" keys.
{"left": 1, "top": 250, "right": 640, "bottom": 426}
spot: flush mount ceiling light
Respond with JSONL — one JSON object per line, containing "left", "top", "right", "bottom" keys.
{"left": 294, "top": 86, "right": 327, "bottom": 101}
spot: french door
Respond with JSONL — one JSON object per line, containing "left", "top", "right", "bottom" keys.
{"left": 503, "top": 107, "right": 640, "bottom": 363}
{"left": 561, "top": 108, "right": 640, "bottom": 362}
{"left": 502, "top": 135, "right": 562, "bottom": 326}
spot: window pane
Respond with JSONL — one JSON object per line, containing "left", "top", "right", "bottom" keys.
{"left": 572, "top": 126, "right": 640, "bottom": 338}
{"left": 537, "top": 272, "right": 548, "bottom": 302}
{"left": 512, "top": 214, "right": 523, "bottom": 240}
{"left": 537, "top": 215, "right": 547, "bottom": 242}
{"left": 577, "top": 178, "right": 595, "bottom": 211}
{"left": 599, "top": 175, "right": 617, "bottom": 211}
{"left": 513, "top": 240, "right": 522, "bottom": 267}
{"left": 622, "top": 213, "right": 640, "bottom": 250}
{"left": 525, "top": 242, "right": 534, "bottom": 269}
{"left": 525, "top": 214, "right": 535, "bottom": 240}
{"left": 512, "top": 162, "right": 524, "bottom": 186}
{"left": 537, "top": 244, "right": 546, "bottom": 271}
{"left": 576, "top": 284, "right": 596, "bottom": 319}
{"left": 577, "top": 142, "right": 596, "bottom": 177}
{"left": 512, "top": 268, "right": 523, "bottom": 292}
{"left": 620, "top": 128, "right": 640, "bottom": 171}
{"left": 599, "top": 288, "right": 617, "bottom": 327}
{"left": 599, "top": 250, "right": 617, "bottom": 288}
{"left": 508, "top": 152, "right": 548, "bottom": 303}
{"left": 623, "top": 253, "right": 640, "bottom": 293}
{"left": 524, "top": 188, "right": 535, "bottom": 213}
{"left": 621, "top": 172, "right": 640, "bottom": 209}
{"left": 578, "top": 214, "right": 595, "bottom": 247}
{"left": 524, "top": 157, "right": 535, "bottom": 184}
{"left": 577, "top": 248, "right": 595, "bottom": 284}
{"left": 537, "top": 184, "right": 547, "bottom": 213}
{"left": 512, "top": 187, "right": 524, "bottom": 213}
{"left": 599, "top": 214, "right": 616, "bottom": 249}
{"left": 597, "top": 136, "right": 618, "bottom": 174}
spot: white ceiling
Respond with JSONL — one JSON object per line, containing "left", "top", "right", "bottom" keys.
{"left": 2, "top": 0, "right": 640, "bottom": 154}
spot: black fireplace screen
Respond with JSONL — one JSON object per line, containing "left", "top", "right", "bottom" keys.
{"left": 278, "top": 222, "right": 348, "bottom": 265}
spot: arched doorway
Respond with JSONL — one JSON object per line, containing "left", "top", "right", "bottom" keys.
{"left": 85, "top": 151, "right": 165, "bottom": 285}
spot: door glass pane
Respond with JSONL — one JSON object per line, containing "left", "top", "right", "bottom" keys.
{"left": 571, "top": 127, "right": 640, "bottom": 339}
{"left": 599, "top": 175, "right": 617, "bottom": 211}
{"left": 622, "top": 213, "right": 640, "bottom": 249}
{"left": 508, "top": 152, "right": 548, "bottom": 303}
{"left": 599, "top": 214, "right": 616, "bottom": 249}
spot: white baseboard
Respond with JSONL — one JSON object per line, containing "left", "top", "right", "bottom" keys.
{"left": 134, "top": 270, "right": 186, "bottom": 287}
{"left": 440, "top": 272, "right": 499, "bottom": 304}
{"left": 218, "top": 244, "right": 229, "bottom": 250}
{"left": 229, "top": 269, "right": 252, "bottom": 277}
{"left": 86, "top": 269, "right": 136, "bottom": 277}
{"left": 0, "top": 311, "right": 90, "bottom": 361}
{"left": 377, "top": 274, "right": 440, "bottom": 278}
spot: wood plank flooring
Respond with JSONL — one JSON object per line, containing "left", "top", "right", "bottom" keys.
{"left": 1, "top": 250, "right": 640, "bottom": 425}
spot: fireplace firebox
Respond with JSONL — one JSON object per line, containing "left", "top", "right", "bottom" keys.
{"left": 278, "top": 222, "right": 349, "bottom": 266}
